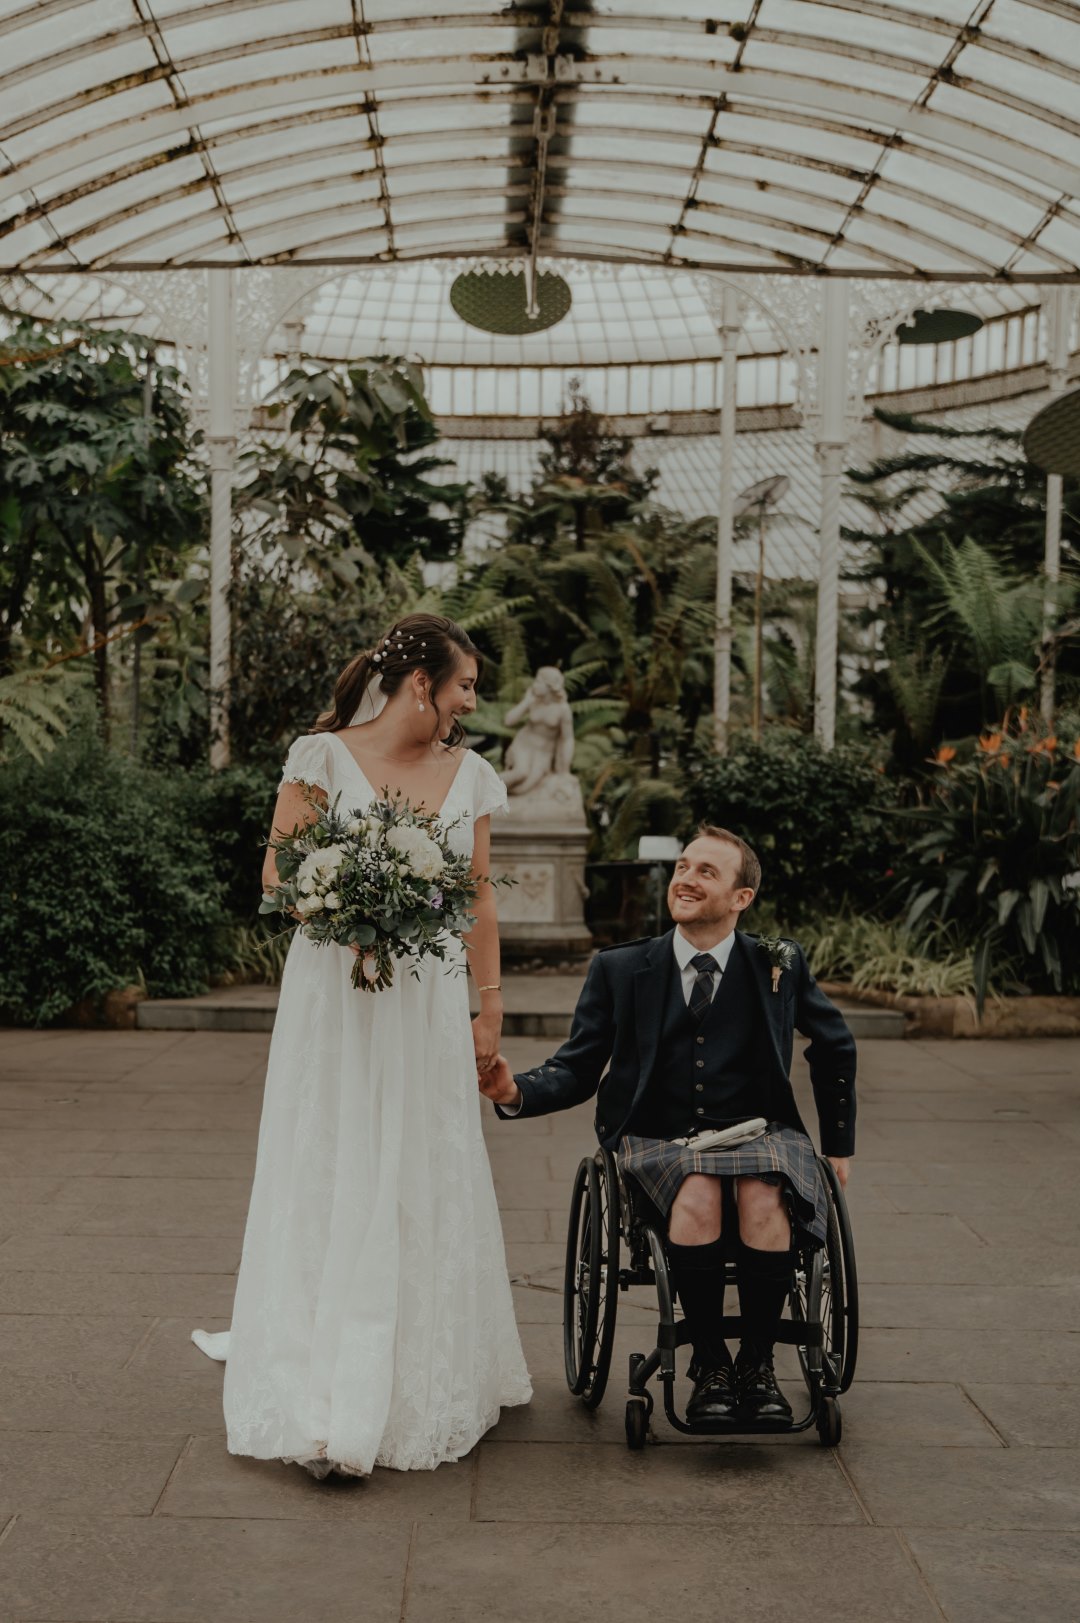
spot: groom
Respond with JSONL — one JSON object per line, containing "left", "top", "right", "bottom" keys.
{"left": 479, "top": 824, "right": 856, "bottom": 1427}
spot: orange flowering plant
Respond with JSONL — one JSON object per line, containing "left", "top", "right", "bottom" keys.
{"left": 897, "top": 713, "right": 1080, "bottom": 1011}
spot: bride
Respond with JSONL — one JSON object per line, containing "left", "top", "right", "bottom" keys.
{"left": 192, "top": 613, "right": 531, "bottom": 1476}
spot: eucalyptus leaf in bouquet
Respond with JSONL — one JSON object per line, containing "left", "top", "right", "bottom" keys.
{"left": 259, "top": 790, "right": 506, "bottom": 990}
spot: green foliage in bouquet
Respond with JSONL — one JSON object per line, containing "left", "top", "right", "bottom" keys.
{"left": 260, "top": 791, "right": 498, "bottom": 992}
{"left": 895, "top": 714, "right": 1080, "bottom": 1010}
{"left": 0, "top": 722, "right": 228, "bottom": 1024}
{"left": 683, "top": 729, "right": 894, "bottom": 922}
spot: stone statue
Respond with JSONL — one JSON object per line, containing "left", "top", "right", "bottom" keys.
{"left": 492, "top": 666, "right": 591, "bottom": 958}
{"left": 501, "top": 667, "right": 575, "bottom": 795}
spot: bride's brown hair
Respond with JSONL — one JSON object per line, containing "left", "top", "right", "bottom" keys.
{"left": 314, "top": 613, "right": 483, "bottom": 749}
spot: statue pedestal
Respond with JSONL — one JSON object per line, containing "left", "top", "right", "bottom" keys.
{"left": 491, "top": 774, "right": 593, "bottom": 961}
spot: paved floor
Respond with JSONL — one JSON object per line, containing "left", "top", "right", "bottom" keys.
{"left": 0, "top": 1028, "right": 1077, "bottom": 1622}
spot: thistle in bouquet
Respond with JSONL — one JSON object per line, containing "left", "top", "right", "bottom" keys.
{"left": 259, "top": 790, "right": 493, "bottom": 992}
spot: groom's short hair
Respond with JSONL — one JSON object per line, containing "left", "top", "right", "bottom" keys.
{"left": 695, "top": 824, "right": 761, "bottom": 895}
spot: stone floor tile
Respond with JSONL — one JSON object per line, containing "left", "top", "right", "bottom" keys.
{"left": 70, "top": 1195, "right": 250, "bottom": 1240}
{"left": 491, "top": 1177, "right": 563, "bottom": 1211}
{"left": 473, "top": 1438, "right": 863, "bottom": 1526}
{"left": 858, "top": 1283, "right": 1080, "bottom": 1331}
{"left": 503, "top": 1241, "right": 566, "bottom": 1280}
{"left": 841, "top": 1440, "right": 1080, "bottom": 1529}
{"left": 0, "top": 1314, "right": 154, "bottom": 1373}
{"left": 856, "top": 1327, "right": 1080, "bottom": 1384}
{"left": 903, "top": 1530, "right": 1080, "bottom": 1622}
{"left": 101, "top": 1151, "right": 256, "bottom": 1180}
{"left": 497, "top": 1208, "right": 552, "bottom": 1243}
{"left": 156, "top": 1434, "right": 472, "bottom": 1521}
{"left": 0, "top": 1235, "right": 240, "bottom": 1275}
{"left": 0, "top": 1369, "right": 228, "bottom": 1438}
{"left": 0, "top": 1431, "right": 185, "bottom": 1517}
{"left": 963, "top": 1383, "right": 1080, "bottom": 1449}
{"left": 0, "top": 1514, "right": 411, "bottom": 1622}
{"left": 0, "top": 1151, "right": 119, "bottom": 1179}
{"left": 839, "top": 1381, "right": 1002, "bottom": 1447}
{"left": 0, "top": 1270, "right": 236, "bottom": 1317}
{"left": 403, "top": 1524, "right": 941, "bottom": 1623}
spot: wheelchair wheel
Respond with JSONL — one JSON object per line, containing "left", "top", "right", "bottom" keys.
{"left": 790, "top": 1160, "right": 858, "bottom": 1395}
{"left": 819, "top": 1158, "right": 859, "bottom": 1394}
{"left": 625, "top": 1396, "right": 650, "bottom": 1450}
{"left": 563, "top": 1153, "right": 621, "bottom": 1406}
{"left": 816, "top": 1394, "right": 842, "bottom": 1448}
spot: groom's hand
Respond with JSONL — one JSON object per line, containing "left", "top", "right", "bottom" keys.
{"left": 478, "top": 1055, "right": 522, "bottom": 1110}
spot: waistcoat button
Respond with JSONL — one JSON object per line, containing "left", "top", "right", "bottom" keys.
{"left": 695, "top": 1059, "right": 704, "bottom": 1069}
{"left": 696, "top": 1107, "right": 704, "bottom": 1116}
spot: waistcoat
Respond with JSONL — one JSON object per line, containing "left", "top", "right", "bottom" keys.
{"left": 628, "top": 938, "right": 772, "bottom": 1139}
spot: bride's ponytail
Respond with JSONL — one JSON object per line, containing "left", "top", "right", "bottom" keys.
{"left": 313, "top": 650, "right": 375, "bottom": 733}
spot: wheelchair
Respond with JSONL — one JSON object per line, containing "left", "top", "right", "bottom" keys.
{"left": 561, "top": 1147, "right": 858, "bottom": 1449}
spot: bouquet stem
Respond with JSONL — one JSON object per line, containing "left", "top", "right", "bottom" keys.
{"left": 351, "top": 944, "right": 395, "bottom": 992}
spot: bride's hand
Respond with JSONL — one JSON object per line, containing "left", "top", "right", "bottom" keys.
{"left": 471, "top": 1010, "right": 502, "bottom": 1074}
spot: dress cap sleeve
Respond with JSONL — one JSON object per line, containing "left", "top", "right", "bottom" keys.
{"left": 279, "top": 733, "right": 332, "bottom": 794}
{"left": 473, "top": 753, "right": 509, "bottom": 820}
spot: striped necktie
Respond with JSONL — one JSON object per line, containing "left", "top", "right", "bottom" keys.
{"left": 688, "top": 952, "right": 720, "bottom": 1021}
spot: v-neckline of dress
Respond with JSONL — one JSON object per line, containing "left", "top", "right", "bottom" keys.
{"left": 326, "top": 732, "right": 471, "bottom": 820}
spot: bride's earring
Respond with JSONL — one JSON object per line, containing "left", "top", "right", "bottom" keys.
{"left": 417, "top": 700, "right": 426, "bottom": 712}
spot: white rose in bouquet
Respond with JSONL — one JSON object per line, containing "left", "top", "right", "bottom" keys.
{"left": 385, "top": 825, "right": 444, "bottom": 881}
{"left": 296, "top": 894, "right": 324, "bottom": 915}
{"left": 296, "top": 844, "right": 349, "bottom": 894}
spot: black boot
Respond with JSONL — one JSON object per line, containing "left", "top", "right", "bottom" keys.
{"left": 667, "top": 1235, "right": 736, "bottom": 1423}
{"left": 735, "top": 1244, "right": 795, "bottom": 1426}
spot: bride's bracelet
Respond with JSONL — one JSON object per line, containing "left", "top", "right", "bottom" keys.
{"left": 477, "top": 983, "right": 502, "bottom": 994}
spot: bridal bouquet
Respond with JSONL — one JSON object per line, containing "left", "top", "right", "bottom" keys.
{"left": 259, "top": 793, "right": 490, "bottom": 991}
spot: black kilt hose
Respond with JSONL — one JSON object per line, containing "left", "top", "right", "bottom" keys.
{"left": 496, "top": 929, "right": 857, "bottom": 1231}
{"left": 619, "top": 1125, "right": 829, "bottom": 1249}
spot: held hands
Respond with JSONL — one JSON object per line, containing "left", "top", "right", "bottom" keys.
{"left": 477, "top": 1054, "right": 522, "bottom": 1110}
{"left": 827, "top": 1156, "right": 851, "bottom": 1189}
{"left": 471, "top": 1011, "right": 503, "bottom": 1076}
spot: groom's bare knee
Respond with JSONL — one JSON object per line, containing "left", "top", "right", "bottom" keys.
{"left": 735, "top": 1176, "right": 791, "bottom": 1250}
{"left": 668, "top": 1174, "right": 723, "bottom": 1245}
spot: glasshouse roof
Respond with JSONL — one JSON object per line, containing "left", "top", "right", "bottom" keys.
{"left": 3, "top": 1, "right": 1080, "bottom": 278}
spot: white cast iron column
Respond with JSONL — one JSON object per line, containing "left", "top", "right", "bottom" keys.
{"left": 207, "top": 269, "right": 237, "bottom": 770}
{"left": 813, "top": 280, "right": 851, "bottom": 749}
{"left": 714, "top": 284, "right": 742, "bottom": 752}
{"left": 1041, "top": 285, "right": 1074, "bottom": 722}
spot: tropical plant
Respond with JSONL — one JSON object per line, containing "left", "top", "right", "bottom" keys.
{"left": 684, "top": 729, "right": 894, "bottom": 922}
{"left": 0, "top": 316, "right": 206, "bottom": 735}
{"left": 894, "top": 713, "right": 1080, "bottom": 1009}
{"left": 845, "top": 406, "right": 1080, "bottom": 760}
{"left": 0, "top": 658, "right": 85, "bottom": 761}
{"left": 236, "top": 359, "right": 469, "bottom": 582}
{"left": 798, "top": 911, "right": 976, "bottom": 1000}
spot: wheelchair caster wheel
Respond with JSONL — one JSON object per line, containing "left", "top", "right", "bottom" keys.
{"left": 625, "top": 1397, "right": 649, "bottom": 1450}
{"left": 816, "top": 1395, "right": 842, "bottom": 1448}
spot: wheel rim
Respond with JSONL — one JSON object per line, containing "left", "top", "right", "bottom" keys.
{"left": 580, "top": 1152, "right": 621, "bottom": 1409}
{"left": 563, "top": 1158, "right": 603, "bottom": 1396}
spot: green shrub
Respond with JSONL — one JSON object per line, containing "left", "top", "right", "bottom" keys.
{"left": 683, "top": 730, "right": 894, "bottom": 922}
{"left": 894, "top": 717, "right": 1080, "bottom": 1007}
{"left": 181, "top": 761, "right": 278, "bottom": 924}
{"left": 0, "top": 724, "right": 229, "bottom": 1025}
{"left": 798, "top": 911, "right": 976, "bottom": 999}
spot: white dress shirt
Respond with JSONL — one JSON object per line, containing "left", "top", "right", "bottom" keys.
{"left": 672, "top": 927, "right": 737, "bottom": 1004}
{"left": 498, "top": 928, "right": 738, "bottom": 1115}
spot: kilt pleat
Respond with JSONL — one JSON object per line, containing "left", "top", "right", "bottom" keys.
{"left": 618, "top": 1123, "right": 828, "bottom": 1248}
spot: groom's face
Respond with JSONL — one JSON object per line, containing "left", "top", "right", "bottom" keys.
{"left": 667, "top": 837, "right": 753, "bottom": 931}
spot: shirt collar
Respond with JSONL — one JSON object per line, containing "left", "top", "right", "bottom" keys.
{"left": 673, "top": 927, "right": 738, "bottom": 975}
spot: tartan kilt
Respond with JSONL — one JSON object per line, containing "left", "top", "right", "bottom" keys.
{"left": 618, "top": 1123, "right": 828, "bottom": 1249}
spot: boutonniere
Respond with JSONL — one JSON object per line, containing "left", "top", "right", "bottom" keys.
{"left": 757, "top": 934, "right": 797, "bottom": 994}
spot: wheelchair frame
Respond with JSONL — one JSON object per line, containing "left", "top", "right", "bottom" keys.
{"left": 562, "top": 1148, "right": 858, "bottom": 1449}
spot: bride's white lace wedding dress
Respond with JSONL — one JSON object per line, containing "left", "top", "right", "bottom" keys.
{"left": 191, "top": 732, "right": 531, "bottom": 1475}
